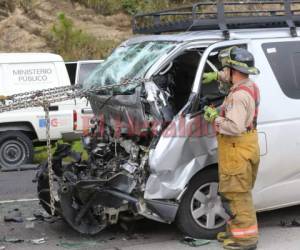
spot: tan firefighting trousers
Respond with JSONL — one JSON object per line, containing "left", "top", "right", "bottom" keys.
{"left": 217, "top": 131, "right": 260, "bottom": 244}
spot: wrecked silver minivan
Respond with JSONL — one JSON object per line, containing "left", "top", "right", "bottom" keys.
{"left": 37, "top": 36, "right": 230, "bottom": 238}
{"left": 36, "top": 1, "right": 300, "bottom": 239}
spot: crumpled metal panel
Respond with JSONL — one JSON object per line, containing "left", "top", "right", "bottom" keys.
{"left": 144, "top": 80, "right": 175, "bottom": 123}
{"left": 89, "top": 88, "right": 148, "bottom": 136}
{"left": 145, "top": 115, "right": 218, "bottom": 199}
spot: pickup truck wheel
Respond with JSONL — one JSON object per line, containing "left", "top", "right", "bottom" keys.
{"left": 0, "top": 131, "right": 33, "bottom": 170}
{"left": 176, "top": 169, "right": 230, "bottom": 239}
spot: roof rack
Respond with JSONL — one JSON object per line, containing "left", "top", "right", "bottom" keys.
{"left": 132, "top": 0, "right": 300, "bottom": 39}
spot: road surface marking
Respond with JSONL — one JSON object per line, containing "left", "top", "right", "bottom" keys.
{"left": 0, "top": 198, "right": 39, "bottom": 204}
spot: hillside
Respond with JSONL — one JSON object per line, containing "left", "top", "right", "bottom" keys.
{"left": 0, "top": 0, "right": 132, "bottom": 59}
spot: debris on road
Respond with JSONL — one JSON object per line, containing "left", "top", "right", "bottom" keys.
{"left": 4, "top": 208, "right": 23, "bottom": 223}
{"left": 33, "top": 210, "right": 61, "bottom": 223}
{"left": 0, "top": 246, "right": 5, "bottom": 250}
{"left": 44, "top": 216, "right": 62, "bottom": 224}
{"left": 180, "top": 237, "right": 211, "bottom": 247}
{"left": 33, "top": 210, "right": 51, "bottom": 221}
{"left": 3, "top": 207, "right": 59, "bottom": 228}
{"left": 1, "top": 238, "right": 24, "bottom": 243}
{"left": 0, "top": 237, "right": 47, "bottom": 245}
{"left": 30, "top": 238, "right": 47, "bottom": 245}
{"left": 26, "top": 217, "right": 37, "bottom": 222}
{"left": 25, "top": 221, "right": 35, "bottom": 229}
{"left": 59, "top": 240, "right": 100, "bottom": 249}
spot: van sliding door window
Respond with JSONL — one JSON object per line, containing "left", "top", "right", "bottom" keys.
{"left": 262, "top": 41, "right": 300, "bottom": 99}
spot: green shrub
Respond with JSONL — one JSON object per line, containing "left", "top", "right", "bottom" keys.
{"left": 121, "top": 0, "right": 138, "bottom": 15}
{"left": 49, "top": 12, "right": 117, "bottom": 60}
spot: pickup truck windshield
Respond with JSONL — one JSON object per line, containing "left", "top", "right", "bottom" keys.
{"left": 82, "top": 41, "right": 176, "bottom": 94}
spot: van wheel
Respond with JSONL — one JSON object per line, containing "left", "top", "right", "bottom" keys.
{"left": 176, "top": 169, "right": 230, "bottom": 239}
{"left": 0, "top": 131, "right": 33, "bottom": 170}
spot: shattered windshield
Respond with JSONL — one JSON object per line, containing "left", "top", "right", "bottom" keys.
{"left": 82, "top": 41, "right": 177, "bottom": 94}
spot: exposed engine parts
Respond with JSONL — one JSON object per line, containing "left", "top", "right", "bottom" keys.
{"left": 35, "top": 72, "right": 184, "bottom": 234}
{"left": 36, "top": 121, "right": 153, "bottom": 234}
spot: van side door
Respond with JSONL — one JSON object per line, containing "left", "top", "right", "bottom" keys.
{"left": 248, "top": 39, "right": 300, "bottom": 211}
{"left": 191, "top": 40, "right": 269, "bottom": 209}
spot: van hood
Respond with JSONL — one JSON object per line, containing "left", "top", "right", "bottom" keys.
{"left": 88, "top": 80, "right": 175, "bottom": 138}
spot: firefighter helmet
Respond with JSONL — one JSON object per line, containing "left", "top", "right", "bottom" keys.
{"left": 218, "top": 46, "right": 260, "bottom": 75}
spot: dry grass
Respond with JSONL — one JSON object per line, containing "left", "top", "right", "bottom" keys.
{"left": 48, "top": 12, "right": 118, "bottom": 60}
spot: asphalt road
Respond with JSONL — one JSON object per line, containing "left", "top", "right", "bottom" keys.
{"left": 1, "top": 170, "right": 300, "bottom": 250}
{"left": 0, "top": 170, "right": 37, "bottom": 201}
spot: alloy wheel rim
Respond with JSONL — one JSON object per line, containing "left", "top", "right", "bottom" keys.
{"left": 190, "top": 182, "right": 230, "bottom": 229}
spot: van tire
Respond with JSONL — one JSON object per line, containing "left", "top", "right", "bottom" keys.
{"left": 0, "top": 131, "right": 34, "bottom": 170}
{"left": 176, "top": 169, "right": 229, "bottom": 239}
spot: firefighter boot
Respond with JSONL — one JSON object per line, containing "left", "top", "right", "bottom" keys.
{"left": 223, "top": 239, "right": 257, "bottom": 250}
{"left": 217, "top": 232, "right": 229, "bottom": 242}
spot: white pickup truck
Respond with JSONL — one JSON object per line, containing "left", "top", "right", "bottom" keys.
{"left": 0, "top": 53, "right": 100, "bottom": 170}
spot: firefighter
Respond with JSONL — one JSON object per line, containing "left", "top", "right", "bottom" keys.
{"left": 203, "top": 46, "right": 260, "bottom": 250}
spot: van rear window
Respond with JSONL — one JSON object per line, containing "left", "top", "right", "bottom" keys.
{"left": 262, "top": 41, "right": 300, "bottom": 99}
{"left": 77, "top": 62, "right": 101, "bottom": 86}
